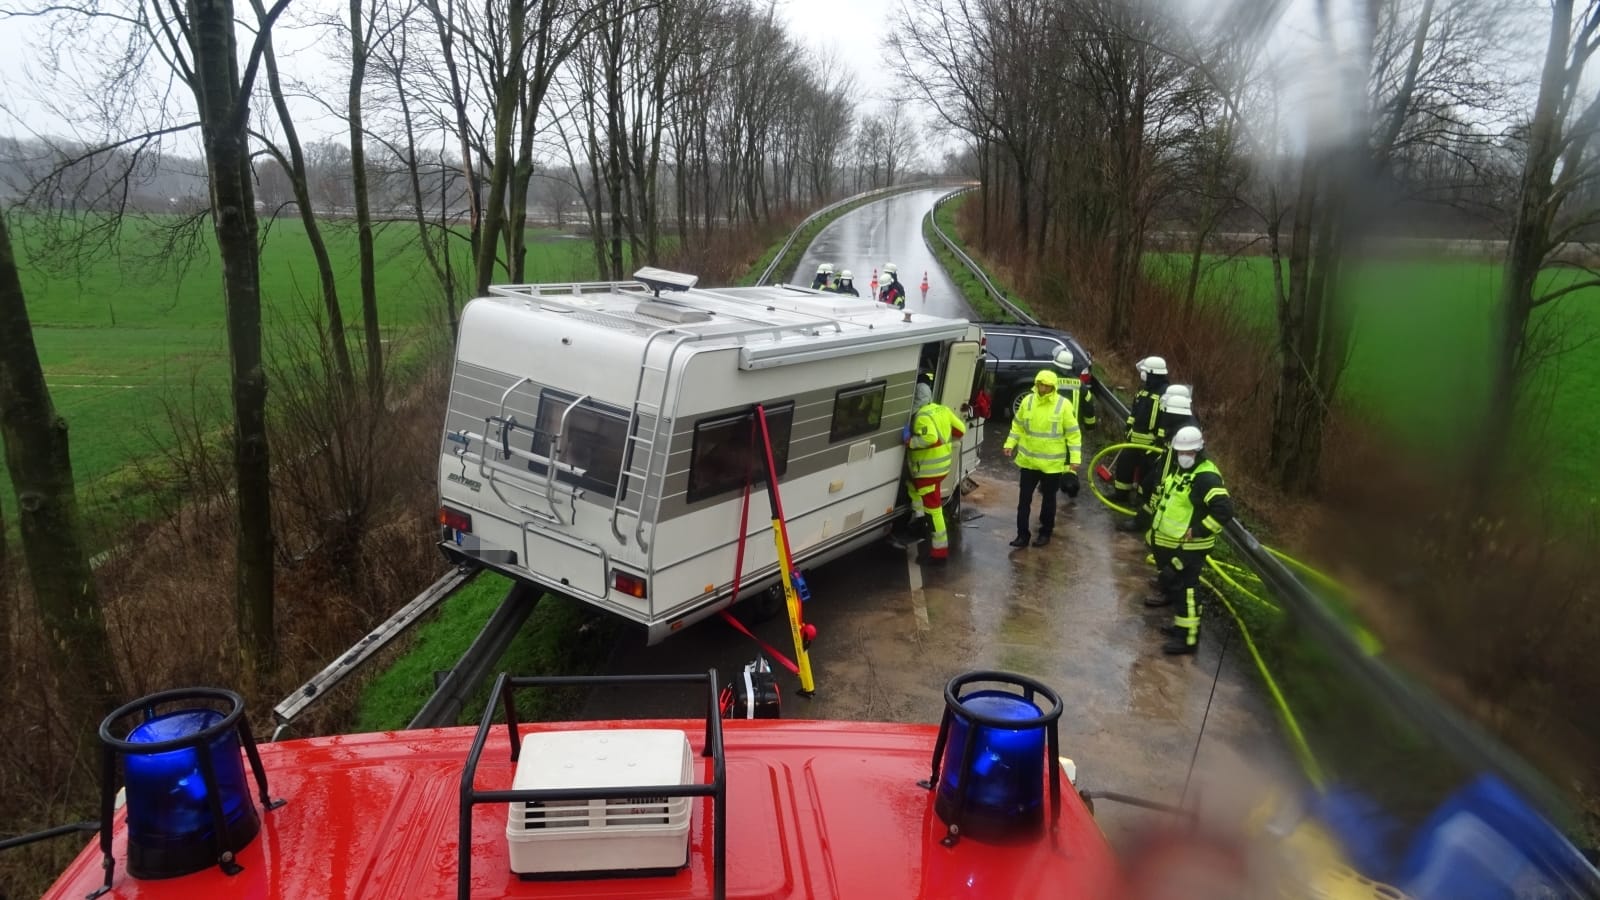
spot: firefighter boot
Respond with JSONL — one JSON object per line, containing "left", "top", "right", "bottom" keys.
{"left": 1162, "top": 636, "right": 1198, "bottom": 655}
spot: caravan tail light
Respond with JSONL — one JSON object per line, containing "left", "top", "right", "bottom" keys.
{"left": 612, "top": 570, "right": 648, "bottom": 599}
{"left": 439, "top": 505, "right": 473, "bottom": 533}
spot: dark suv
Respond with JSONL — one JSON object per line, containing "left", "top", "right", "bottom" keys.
{"left": 977, "top": 323, "right": 1095, "bottom": 419}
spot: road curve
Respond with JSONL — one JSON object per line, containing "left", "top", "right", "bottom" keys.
{"left": 787, "top": 187, "right": 974, "bottom": 319}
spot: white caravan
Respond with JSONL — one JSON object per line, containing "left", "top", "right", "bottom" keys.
{"left": 436, "top": 269, "right": 987, "bottom": 643}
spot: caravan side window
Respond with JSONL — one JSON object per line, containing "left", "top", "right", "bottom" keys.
{"left": 528, "top": 390, "right": 629, "bottom": 499}
{"left": 687, "top": 403, "right": 794, "bottom": 504}
{"left": 830, "top": 382, "right": 886, "bottom": 443}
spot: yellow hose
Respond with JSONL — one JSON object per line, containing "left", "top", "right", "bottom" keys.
{"left": 1200, "top": 573, "right": 1327, "bottom": 790}
{"left": 1087, "top": 441, "right": 1156, "bottom": 516}
{"left": 1206, "top": 557, "right": 1280, "bottom": 613}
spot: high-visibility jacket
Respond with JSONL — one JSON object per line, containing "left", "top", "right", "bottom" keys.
{"left": 907, "top": 402, "right": 965, "bottom": 480}
{"left": 1140, "top": 412, "right": 1200, "bottom": 510}
{"left": 1004, "top": 389, "right": 1081, "bottom": 474}
{"left": 1151, "top": 458, "right": 1233, "bottom": 551}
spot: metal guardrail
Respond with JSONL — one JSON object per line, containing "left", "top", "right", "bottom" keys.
{"left": 928, "top": 185, "right": 1595, "bottom": 850}
{"left": 271, "top": 563, "right": 481, "bottom": 738}
{"left": 927, "top": 187, "right": 1036, "bottom": 325}
{"left": 409, "top": 581, "right": 542, "bottom": 729}
{"left": 756, "top": 180, "right": 954, "bottom": 286}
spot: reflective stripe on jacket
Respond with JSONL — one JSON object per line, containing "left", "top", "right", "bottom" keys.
{"left": 1152, "top": 459, "right": 1232, "bottom": 551}
{"left": 1126, "top": 388, "right": 1161, "bottom": 444}
{"left": 1004, "top": 391, "right": 1081, "bottom": 474}
{"left": 908, "top": 403, "right": 965, "bottom": 479}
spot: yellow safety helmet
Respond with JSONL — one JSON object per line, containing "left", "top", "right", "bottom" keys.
{"left": 1034, "top": 369, "right": 1059, "bottom": 388}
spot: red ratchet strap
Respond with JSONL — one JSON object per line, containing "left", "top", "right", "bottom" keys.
{"left": 717, "top": 609, "right": 800, "bottom": 674}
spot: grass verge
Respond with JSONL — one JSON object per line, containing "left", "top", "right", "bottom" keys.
{"left": 927, "top": 193, "right": 1037, "bottom": 321}
{"left": 353, "top": 572, "right": 621, "bottom": 730}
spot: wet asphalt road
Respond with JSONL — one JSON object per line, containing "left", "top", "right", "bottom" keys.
{"left": 784, "top": 187, "right": 974, "bottom": 320}
{"left": 584, "top": 190, "right": 1294, "bottom": 839}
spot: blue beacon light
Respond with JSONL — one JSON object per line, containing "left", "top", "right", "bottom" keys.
{"left": 93, "top": 687, "right": 285, "bottom": 896}
{"left": 921, "top": 671, "right": 1064, "bottom": 845}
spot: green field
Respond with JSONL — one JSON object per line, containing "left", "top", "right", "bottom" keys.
{"left": 1147, "top": 253, "right": 1600, "bottom": 508}
{"left": 5, "top": 215, "right": 606, "bottom": 532}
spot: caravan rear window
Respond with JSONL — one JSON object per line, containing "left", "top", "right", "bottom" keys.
{"left": 687, "top": 403, "right": 794, "bottom": 504}
{"left": 528, "top": 391, "right": 629, "bottom": 499}
{"left": 830, "top": 382, "right": 886, "bottom": 443}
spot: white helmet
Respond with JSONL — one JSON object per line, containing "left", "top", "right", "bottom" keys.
{"left": 1053, "top": 348, "right": 1075, "bottom": 371}
{"left": 1137, "top": 356, "right": 1168, "bottom": 376}
{"left": 817, "top": 263, "right": 834, "bottom": 274}
{"left": 840, "top": 269, "right": 853, "bottom": 280}
{"left": 1171, "top": 425, "right": 1203, "bottom": 452}
{"left": 883, "top": 262, "right": 898, "bottom": 276}
{"left": 1161, "top": 393, "right": 1193, "bottom": 416}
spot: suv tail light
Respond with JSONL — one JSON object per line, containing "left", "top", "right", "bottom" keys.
{"left": 438, "top": 505, "right": 472, "bottom": 533}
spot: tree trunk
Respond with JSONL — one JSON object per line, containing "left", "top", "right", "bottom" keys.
{"left": 190, "top": 0, "right": 276, "bottom": 673}
{"left": 0, "top": 212, "right": 123, "bottom": 718}
{"left": 1490, "top": 0, "right": 1574, "bottom": 448}
{"left": 471, "top": 0, "right": 525, "bottom": 293}
{"left": 348, "top": 0, "right": 382, "bottom": 399}
{"left": 1268, "top": 161, "right": 1328, "bottom": 495}
{"left": 394, "top": 57, "right": 457, "bottom": 338}
{"left": 429, "top": 0, "right": 482, "bottom": 266}
{"left": 606, "top": 12, "right": 626, "bottom": 280}
{"left": 255, "top": 2, "right": 355, "bottom": 392}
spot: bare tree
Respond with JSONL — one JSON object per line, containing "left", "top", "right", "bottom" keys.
{"left": 251, "top": 0, "right": 358, "bottom": 392}
{"left": 347, "top": 0, "right": 389, "bottom": 397}
{"left": 1490, "top": 0, "right": 1600, "bottom": 475}
{"left": 0, "top": 209, "right": 123, "bottom": 728}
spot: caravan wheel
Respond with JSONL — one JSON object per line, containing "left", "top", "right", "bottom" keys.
{"left": 753, "top": 584, "right": 786, "bottom": 623}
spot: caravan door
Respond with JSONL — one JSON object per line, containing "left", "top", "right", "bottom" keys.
{"left": 939, "top": 340, "right": 985, "bottom": 484}
{"left": 940, "top": 340, "right": 982, "bottom": 412}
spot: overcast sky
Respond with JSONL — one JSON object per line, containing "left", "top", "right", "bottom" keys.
{"left": 0, "top": 0, "right": 915, "bottom": 151}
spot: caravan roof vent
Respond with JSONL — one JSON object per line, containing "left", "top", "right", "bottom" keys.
{"left": 635, "top": 299, "right": 712, "bottom": 324}
{"left": 505, "top": 729, "right": 693, "bottom": 877}
{"left": 634, "top": 267, "right": 699, "bottom": 296}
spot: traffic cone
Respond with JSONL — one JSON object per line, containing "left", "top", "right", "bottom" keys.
{"left": 920, "top": 272, "right": 929, "bottom": 297}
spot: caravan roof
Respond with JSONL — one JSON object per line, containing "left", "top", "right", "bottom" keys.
{"left": 478, "top": 281, "right": 972, "bottom": 370}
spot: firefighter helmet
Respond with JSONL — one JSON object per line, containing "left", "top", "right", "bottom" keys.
{"left": 1053, "top": 348, "right": 1075, "bottom": 371}
{"left": 1171, "top": 426, "right": 1203, "bottom": 452}
{"left": 1162, "top": 393, "right": 1193, "bottom": 416}
{"left": 1137, "top": 356, "right": 1168, "bottom": 376}
{"left": 883, "top": 262, "right": 898, "bottom": 276}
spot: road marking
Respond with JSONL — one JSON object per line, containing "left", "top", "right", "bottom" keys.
{"left": 906, "top": 545, "right": 930, "bottom": 632}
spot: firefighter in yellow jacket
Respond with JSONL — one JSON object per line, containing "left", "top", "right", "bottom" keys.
{"left": 903, "top": 378, "right": 965, "bottom": 561}
{"left": 1143, "top": 426, "right": 1233, "bottom": 655}
{"left": 1003, "top": 369, "right": 1082, "bottom": 548}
